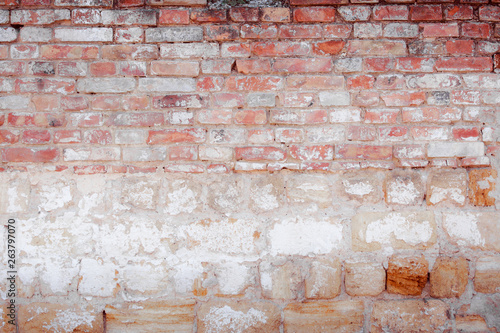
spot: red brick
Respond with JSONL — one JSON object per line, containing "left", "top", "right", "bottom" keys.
{"left": 197, "top": 109, "right": 232, "bottom": 124}
{"left": 495, "top": 54, "right": 500, "bottom": 70}
{"left": 205, "top": 25, "right": 239, "bottom": 41}
{"left": 147, "top": 128, "right": 206, "bottom": 144}
{"left": 289, "top": 145, "right": 334, "bottom": 160}
{"left": 90, "top": 62, "right": 116, "bottom": 76}
{"left": 229, "top": 8, "right": 259, "bottom": 22}
{"left": 273, "top": 58, "right": 332, "bottom": 73}
{"left": 241, "top": 24, "right": 278, "bottom": 39}
{"left": 69, "top": 113, "right": 102, "bottom": 127}
{"left": 363, "top": 57, "right": 394, "bottom": 72}
{"left": 101, "top": 45, "right": 159, "bottom": 60}
{"left": 107, "top": 113, "right": 164, "bottom": 126}
{"left": 445, "top": 5, "right": 473, "bottom": 20}
{"left": 479, "top": 6, "right": 500, "bottom": 21}
{"left": 58, "top": 62, "right": 87, "bottom": 77}
{"left": 72, "top": 9, "right": 101, "bottom": 25}
{"left": 365, "top": 109, "right": 399, "bottom": 123}
{"left": 159, "top": 9, "right": 189, "bottom": 25}
{"left": 11, "top": 45, "right": 39, "bottom": 59}
{"left": 291, "top": 0, "right": 347, "bottom": 4}
{"left": 435, "top": 57, "right": 492, "bottom": 72}
{"left": 120, "top": 62, "right": 146, "bottom": 76}
{"left": 236, "top": 59, "right": 271, "bottom": 74}
{"left": 226, "top": 76, "right": 283, "bottom": 91}
{"left": 402, "top": 107, "right": 461, "bottom": 123}
{"left": 251, "top": 41, "right": 310, "bottom": 57}
{"left": 422, "top": 23, "right": 459, "bottom": 37}
{"left": 279, "top": 24, "right": 323, "bottom": 39}
{"left": 153, "top": 95, "right": 207, "bottom": 109}
{"left": 91, "top": 95, "right": 120, "bottom": 111}
{"left": 234, "top": 110, "right": 267, "bottom": 125}
{"left": 41, "top": 45, "right": 99, "bottom": 60}
{"left": 347, "top": 40, "right": 407, "bottom": 56}
{"left": 32, "top": 95, "right": 59, "bottom": 112}
{"left": 275, "top": 128, "right": 304, "bottom": 143}
{"left": 347, "top": 125, "right": 377, "bottom": 141}
{"left": 347, "top": 75, "right": 375, "bottom": 90}
{"left": 381, "top": 92, "right": 426, "bottom": 106}
{"left": 8, "top": 113, "right": 65, "bottom": 127}
{"left": 376, "top": 75, "right": 408, "bottom": 90}
{"left": 0, "top": 130, "right": 19, "bottom": 144}
{"left": 453, "top": 127, "right": 480, "bottom": 141}
{"left": 261, "top": 8, "right": 291, "bottom": 22}
{"left": 312, "top": 41, "right": 345, "bottom": 55}
{"left": 451, "top": 90, "right": 481, "bottom": 105}
{"left": 0, "top": 0, "right": 17, "bottom": 4}
{"left": 221, "top": 43, "right": 251, "bottom": 58}
{"left": 462, "top": 22, "right": 490, "bottom": 38}
{"left": 411, "top": 5, "right": 443, "bottom": 21}
{"left": 54, "top": 130, "right": 82, "bottom": 143}
{"left": 191, "top": 9, "right": 227, "bottom": 23}
{"left": 281, "top": 92, "right": 315, "bottom": 107}
{"left": 235, "top": 146, "right": 286, "bottom": 161}
{"left": 151, "top": 61, "right": 199, "bottom": 77}
{"left": 0, "top": 114, "right": 4, "bottom": 126}
{"left": 169, "top": 145, "right": 197, "bottom": 161}
{"left": 84, "top": 130, "right": 112, "bottom": 145}
{"left": 22, "top": 129, "right": 50, "bottom": 144}
{"left": 117, "top": 0, "right": 144, "bottom": 7}
{"left": 197, "top": 77, "right": 224, "bottom": 92}
{"left": 271, "top": 109, "right": 327, "bottom": 124}
{"left": 324, "top": 24, "right": 351, "bottom": 38}
{"left": 373, "top": 5, "right": 409, "bottom": 20}
{"left": 287, "top": 75, "right": 344, "bottom": 90}
{"left": 293, "top": 7, "right": 336, "bottom": 22}
{"left": 445, "top": 40, "right": 474, "bottom": 55}
{"left": 74, "top": 165, "right": 106, "bottom": 175}
{"left": 336, "top": 144, "right": 393, "bottom": 160}
{"left": 396, "top": 57, "right": 435, "bottom": 72}
{"left": 394, "top": 144, "right": 426, "bottom": 159}
{"left": 248, "top": 129, "right": 273, "bottom": 144}
{"left": 353, "top": 91, "right": 379, "bottom": 107}
{"left": 61, "top": 96, "right": 88, "bottom": 111}
{"left": 15, "top": 78, "right": 75, "bottom": 95}
{"left": 379, "top": 126, "right": 408, "bottom": 141}
{"left": 411, "top": 126, "right": 451, "bottom": 140}
{"left": 2, "top": 147, "right": 59, "bottom": 162}
{"left": 0, "top": 61, "right": 26, "bottom": 76}
{"left": 212, "top": 93, "right": 244, "bottom": 108}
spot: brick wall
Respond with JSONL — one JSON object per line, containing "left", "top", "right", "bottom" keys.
{"left": 0, "top": 0, "right": 499, "bottom": 331}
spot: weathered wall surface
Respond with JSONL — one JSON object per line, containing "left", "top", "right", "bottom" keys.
{"left": 0, "top": 0, "right": 499, "bottom": 331}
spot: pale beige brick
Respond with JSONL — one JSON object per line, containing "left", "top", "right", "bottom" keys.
{"left": 305, "top": 259, "right": 341, "bottom": 299}
{"left": 345, "top": 262, "right": 386, "bottom": 296}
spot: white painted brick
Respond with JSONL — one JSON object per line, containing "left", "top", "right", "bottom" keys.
{"left": 428, "top": 142, "right": 485, "bottom": 157}
{"left": 138, "top": 78, "right": 196, "bottom": 92}
{"left": 123, "top": 147, "right": 167, "bottom": 162}
{"left": 77, "top": 78, "right": 136, "bottom": 93}
{"left": 0, "top": 96, "right": 30, "bottom": 110}
{"left": 145, "top": 27, "right": 203, "bottom": 43}
{"left": 199, "top": 146, "right": 233, "bottom": 161}
{"left": 55, "top": 28, "right": 113, "bottom": 42}
{"left": 319, "top": 91, "right": 350, "bottom": 106}
{"left": 161, "top": 43, "right": 219, "bottom": 59}
{"left": 20, "top": 27, "right": 53, "bottom": 43}
{"left": 0, "top": 27, "right": 17, "bottom": 42}
{"left": 11, "top": 9, "right": 70, "bottom": 25}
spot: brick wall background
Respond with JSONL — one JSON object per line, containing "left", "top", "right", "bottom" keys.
{"left": 0, "top": 0, "right": 499, "bottom": 331}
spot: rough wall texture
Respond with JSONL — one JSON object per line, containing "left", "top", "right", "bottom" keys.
{"left": 0, "top": 0, "right": 500, "bottom": 331}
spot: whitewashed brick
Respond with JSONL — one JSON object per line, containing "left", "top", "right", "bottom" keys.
{"left": 319, "top": 91, "right": 350, "bottom": 106}
{"left": 428, "top": 142, "right": 485, "bottom": 157}
{"left": 55, "top": 28, "right": 113, "bottom": 42}
{"left": 77, "top": 78, "right": 136, "bottom": 93}
{"left": 146, "top": 27, "right": 203, "bottom": 43}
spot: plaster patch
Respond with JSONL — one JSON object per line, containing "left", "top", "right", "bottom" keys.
{"left": 343, "top": 180, "right": 374, "bottom": 196}
{"left": 251, "top": 183, "right": 279, "bottom": 211}
{"left": 442, "top": 212, "right": 485, "bottom": 247}
{"left": 38, "top": 182, "right": 72, "bottom": 212}
{"left": 269, "top": 217, "right": 343, "bottom": 256}
{"left": 203, "top": 306, "right": 267, "bottom": 333}
{"left": 43, "top": 309, "right": 95, "bottom": 333}
{"left": 365, "top": 213, "right": 433, "bottom": 246}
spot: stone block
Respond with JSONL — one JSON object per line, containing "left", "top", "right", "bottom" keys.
{"left": 469, "top": 169, "right": 497, "bottom": 206}
{"left": 371, "top": 300, "right": 450, "bottom": 332}
{"left": 474, "top": 256, "right": 500, "bottom": 294}
{"left": 197, "top": 300, "right": 280, "bottom": 333}
{"left": 287, "top": 175, "right": 331, "bottom": 208}
{"left": 105, "top": 300, "right": 195, "bottom": 332}
{"left": 442, "top": 212, "right": 500, "bottom": 251}
{"left": 387, "top": 255, "right": 428, "bottom": 296}
{"left": 430, "top": 257, "right": 468, "bottom": 298}
{"left": 284, "top": 301, "right": 364, "bottom": 332}
{"left": 121, "top": 178, "right": 159, "bottom": 210}
{"left": 345, "top": 262, "right": 386, "bottom": 296}
{"left": 352, "top": 211, "right": 436, "bottom": 251}
{"left": 384, "top": 170, "right": 424, "bottom": 205}
{"left": 305, "top": 259, "right": 341, "bottom": 299}
{"left": 18, "top": 303, "right": 103, "bottom": 333}
{"left": 336, "top": 171, "right": 383, "bottom": 204}
{"left": 427, "top": 169, "right": 467, "bottom": 206}
{"left": 260, "top": 261, "right": 302, "bottom": 300}
{"left": 249, "top": 175, "right": 284, "bottom": 212}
